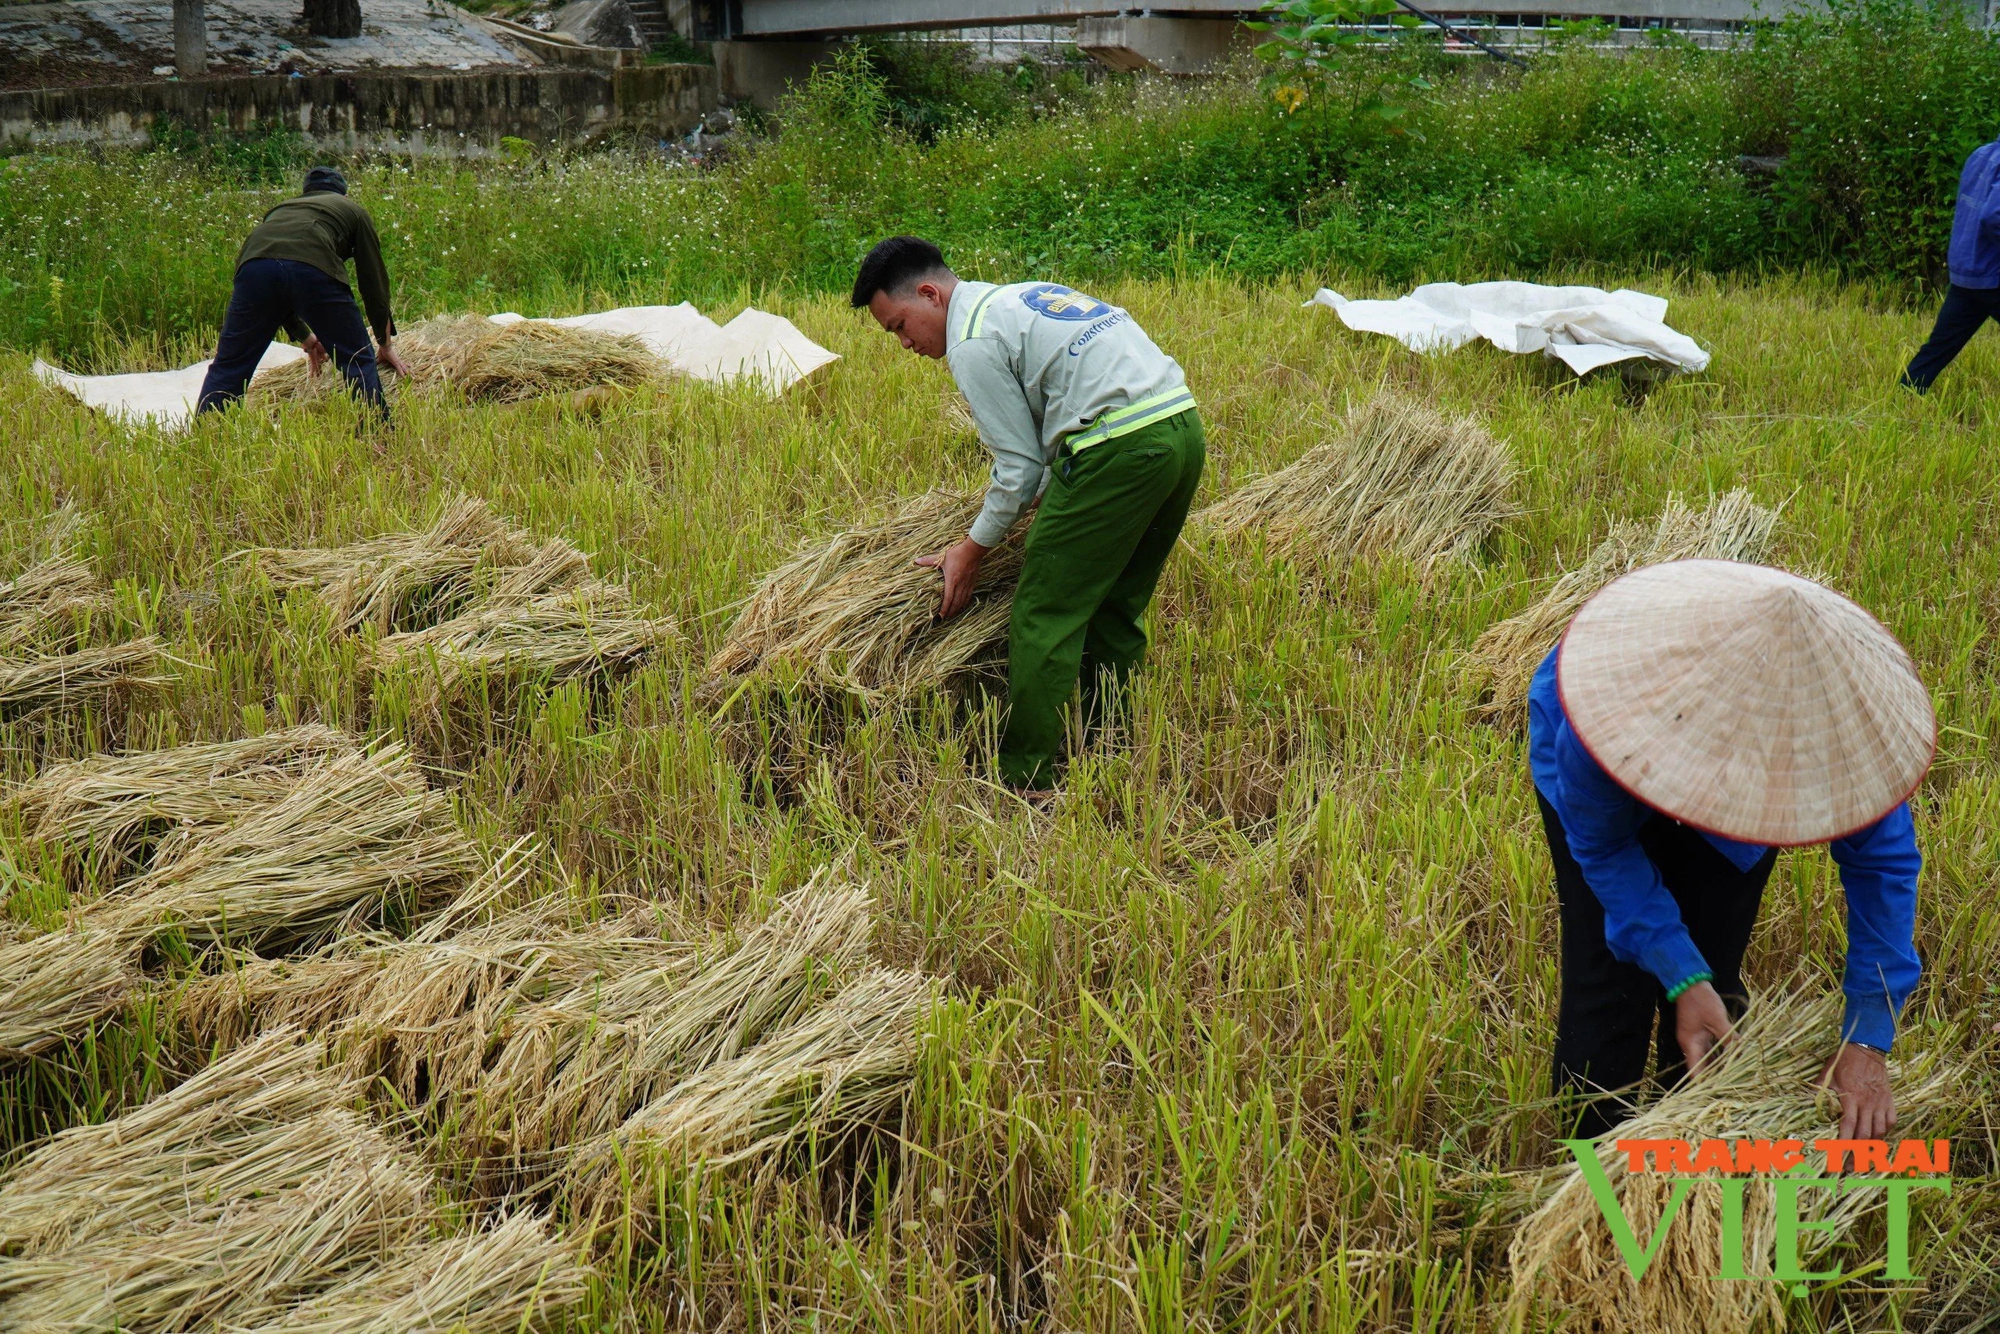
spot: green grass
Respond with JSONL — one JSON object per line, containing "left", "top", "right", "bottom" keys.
{"left": 0, "top": 269, "right": 1995, "bottom": 1328}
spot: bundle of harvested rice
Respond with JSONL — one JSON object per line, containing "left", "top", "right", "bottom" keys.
{"left": 248, "top": 314, "right": 661, "bottom": 406}
{"left": 373, "top": 582, "right": 679, "bottom": 720}
{"left": 0, "top": 1029, "right": 396, "bottom": 1254}
{"left": 1506, "top": 992, "right": 1961, "bottom": 1334}
{"left": 0, "top": 924, "right": 140, "bottom": 1059}
{"left": 241, "top": 495, "right": 591, "bottom": 636}
{"left": 97, "top": 742, "right": 478, "bottom": 953}
{"left": 0, "top": 1028, "right": 466, "bottom": 1333}
{"left": 1195, "top": 392, "right": 1516, "bottom": 568}
{"left": 467, "top": 877, "right": 877, "bottom": 1186}
{"left": 1468, "top": 489, "right": 1778, "bottom": 729}
{"left": 710, "top": 488, "right": 1025, "bottom": 693}
{"left": 0, "top": 552, "right": 105, "bottom": 652}
{"left": 16, "top": 726, "right": 357, "bottom": 886}
{"left": 578, "top": 966, "right": 934, "bottom": 1200}
{"left": 0, "top": 638, "right": 169, "bottom": 718}
{"left": 225, "top": 1211, "right": 590, "bottom": 1334}
{"left": 176, "top": 857, "right": 688, "bottom": 1107}
{"left": 0, "top": 740, "right": 475, "bottom": 1060}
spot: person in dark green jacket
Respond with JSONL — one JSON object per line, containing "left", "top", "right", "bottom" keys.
{"left": 196, "top": 166, "right": 408, "bottom": 418}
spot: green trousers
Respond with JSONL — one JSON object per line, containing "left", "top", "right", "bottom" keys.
{"left": 1000, "top": 408, "right": 1206, "bottom": 788}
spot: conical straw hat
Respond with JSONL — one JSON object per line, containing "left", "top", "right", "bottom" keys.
{"left": 1557, "top": 560, "right": 1934, "bottom": 846}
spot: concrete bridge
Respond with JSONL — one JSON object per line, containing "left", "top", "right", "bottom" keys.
{"left": 694, "top": 0, "right": 1836, "bottom": 100}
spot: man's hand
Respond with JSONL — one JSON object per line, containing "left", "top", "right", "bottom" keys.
{"left": 377, "top": 336, "right": 410, "bottom": 377}
{"left": 1674, "top": 981, "right": 1734, "bottom": 1076}
{"left": 914, "top": 536, "right": 990, "bottom": 620}
{"left": 1821, "top": 1043, "right": 1896, "bottom": 1141}
{"left": 302, "top": 335, "right": 327, "bottom": 377}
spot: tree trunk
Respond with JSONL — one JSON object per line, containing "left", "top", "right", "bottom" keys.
{"left": 171, "top": 0, "right": 206, "bottom": 76}
{"left": 303, "top": 0, "right": 362, "bottom": 39}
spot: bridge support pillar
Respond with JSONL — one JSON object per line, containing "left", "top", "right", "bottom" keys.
{"left": 1075, "top": 16, "right": 1244, "bottom": 74}
{"left": 715, "top": 39, "right": 844, "bottom": 107}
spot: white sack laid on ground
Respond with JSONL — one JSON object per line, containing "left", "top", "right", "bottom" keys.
{"left": 1305, "top": 282, "right": 1710, "bottom": 374}
{"left": 31, "top": 304, "right": 838, "bottom": 430}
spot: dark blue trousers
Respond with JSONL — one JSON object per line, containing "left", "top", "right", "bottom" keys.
{"left": 1901, "top": 283, "right": 2000, "bottom": 392}
{"left": 196, "top": 258, "right": 387, "bottom": 417}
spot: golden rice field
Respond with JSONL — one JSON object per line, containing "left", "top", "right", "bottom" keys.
{"left": 0, "top": 271, "right": 1996, "bottom": 1332}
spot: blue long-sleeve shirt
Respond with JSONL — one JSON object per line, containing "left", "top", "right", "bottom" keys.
{"left": 1948, "top": 140, "right": 2000, "bottom": 290}
{"left": 1527, "top": 645, "right": 1922, "bottom": 1050}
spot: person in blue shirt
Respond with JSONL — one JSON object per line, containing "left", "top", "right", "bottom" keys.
{"left": 1902, "top": 137, "right": 2000, "bottom": 391}
{"left": 1529, "top": 560, "right": 1933, "bottom": 1140}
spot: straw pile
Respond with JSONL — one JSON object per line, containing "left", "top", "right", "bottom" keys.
{"left": 467, "top": 878, "right": 878, "bottom": 1182}
{"left": 0, "top": 552, "right": 105, "bottom": 651}
{"left": 0, "top": 924, "right": 139, "bottom": 1059}
{"left": 1195, "top": 392, "right": 1516, "bottom": 568}
{"left": 583, "top": 966, "right": 935, "bottom": 1182}
{"left": 241, "top": 495, "right": 591, "bottom": 636}
{"left": 0, "top": 1029, "right": 590, "bottom": 1332}
{"left": 176, "top": 848, "right": 690, "bottom": 1109}
{"left": 710, "top": 488, "right": 1025, "bottom": 693}
{"left": 176, "top": 877, "right": 931, "bottom": 1204}
{"left": 373, "top": 582, "right": 680, "bottom": 722}
{"left": 0, "top": 735, "right": 477, "bottom": 1059}
{"left": 94, "top": 740, "right": 477, "bottom": 951}
{"left": 16, "top": 725, "right": 357, "bottom": 887}
{"left": 0, "top": 638, "right": 169, "bottom": 719}
{"left": 248, "top": 314, "right": 662, "bottom": 406}
{"left": 1468, "top": 489, "right": 1779, "bottom": 729}
{"left": 227, "top": 1212, "right": 589, "bottom": 1334}
{"left": 1506, "top": 992, "right": 1962, "bottom": 1334}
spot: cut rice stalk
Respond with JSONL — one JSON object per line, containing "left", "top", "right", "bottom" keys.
{"left": 373, "top": 581, "right": 679, "bottom": 722}
{"left": 0, "top": 1028, "right": 388, "bottom": 1255}
{"left": 248, "top": 314, "right": 662, "bottom": 407}
{"left": 220, "top": 1211, "right": 592, "bottom": 1334}
{"left": 0, "top": 638, "right": 170, "bottom": 717}
{"left": 577, "top": 966, "right": 935, "bottom": 1203}
{"left": 1505, "top": 990, "right": 1962, "bottom": 1334}
{"left": 0, "top": 924, "right": 140, "bottom": 1060}
{"left": 0, "top": 551, "right": 106, "bottom": 652}
{"left": 476, "top": 878, "right": 874, "bottom": 1172}
{"left": 96, "top": 742, "right": 479, "bottom": 954}
{"left": 0, "top": 1030, "right": 441, "bottom": 1333}
{"left": 15, "top": 726, "right": 359, "bottom": 887}
{"left": 239, "top": 495, "right": 591, "bottom": 636}
{"left": 709, "top": 488, "right": 1025, "bottom": 694}
{"left": 1195, "top": 391, "right": 1516, "bottom": 568}
{"left": 1469, "top": 489, "right": 1779, "bottom": 730}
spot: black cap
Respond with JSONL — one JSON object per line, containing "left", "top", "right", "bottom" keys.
{"left": 303, "top": 166, "right": 348, "bottom": 196}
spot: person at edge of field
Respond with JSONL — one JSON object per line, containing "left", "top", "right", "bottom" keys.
{"left": 1901, "top": 134, "right": 2000, "bottom": 391}
{"left": 851, "top": 236, "right": 1202, "bottom": 791}
{"left": 195, "top": 166, "right": 408, "bottom": 419}
{"left": 1530, "top": 558, "right": 1931, "bottom": 1142}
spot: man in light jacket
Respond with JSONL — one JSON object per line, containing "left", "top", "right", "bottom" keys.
{"left": 1902, "top": 137, "right": 2000, "bottom": 391}
{"left": 853, "top": 236, "right": 1203, "bottom": 790}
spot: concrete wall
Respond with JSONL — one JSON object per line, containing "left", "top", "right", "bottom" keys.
{"left": 0, "top": 64, "right": 718, "bottom": 154}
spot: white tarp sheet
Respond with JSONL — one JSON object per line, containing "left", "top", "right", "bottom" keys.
{"left": 31, "top": 342, "right": 306, "bottom": 431}
{"left": 1305, "top": 282, "right": 1710, "bottom": 375}
{"left": 31, "top": 304, "right": 838, "bottom": 431}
